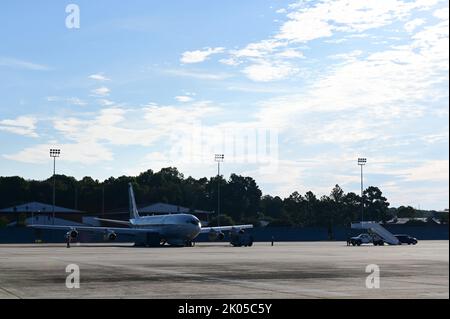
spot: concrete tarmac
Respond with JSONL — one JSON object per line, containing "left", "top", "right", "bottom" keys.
{"left": 0, "top": 241, "right": 448, "bottom": 299}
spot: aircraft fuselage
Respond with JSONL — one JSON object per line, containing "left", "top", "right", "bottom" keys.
{"left": 130, "top": 213, "right": 202, "bottom": 246}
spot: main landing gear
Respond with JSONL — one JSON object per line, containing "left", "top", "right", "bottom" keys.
{"left": 185, "top": 240, "right": 195, "bottom": 247}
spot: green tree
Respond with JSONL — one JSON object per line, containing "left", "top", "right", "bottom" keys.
{"left": 396, "top": 206, "right": 417, "bottom": 218}
{"left": 283, "top": 191, "right": 307, "bottom": 226}
{"left": 304, "top": 191, "right": 318, "bottom": 226}
{"left": 223, "top": 174, "right": 261, "bottom": 221}
{"left": 0, "top": 166, "right": 405, "bottom": 228}
{"left": 208, "top": 214, "right": 235, "bottom": 227}
{"left": 330, "top": 184, "right": 344, "bottom": 203}
{"left": 261, "top": 195, "right": 284, "bottom": 220}
{"left": 363, "top": 186, "right": 391, "bottom": 223}
{"left": 342, "top": 192, "right": 361, "bottom": 225}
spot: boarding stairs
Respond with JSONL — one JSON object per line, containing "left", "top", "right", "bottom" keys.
{"left": 351, "top": 221, "right": 400, "bottom": 245}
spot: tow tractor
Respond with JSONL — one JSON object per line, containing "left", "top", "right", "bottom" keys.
{"left": 230, "top": 230, "right": 254, "bottom": 247}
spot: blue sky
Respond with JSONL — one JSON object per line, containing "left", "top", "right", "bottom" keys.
{"left": 0, "top": 0, "right": 448, "bottom": 209}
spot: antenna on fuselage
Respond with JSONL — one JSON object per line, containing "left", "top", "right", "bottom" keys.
{"left": 128, "top": 183, "right": 140, "bottom": 219}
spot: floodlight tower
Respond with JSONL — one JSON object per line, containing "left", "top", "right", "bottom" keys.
{"left": 50, "top": 149, "right": 61, "bottom": 225}
{"left": 215, "top": 154, "right": 224, "bottom": 227}
{"left": 358, "top": 158, "right": 367, "bottom": 223}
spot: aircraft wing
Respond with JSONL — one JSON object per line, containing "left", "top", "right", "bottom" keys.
{"left": 94, "top": 218, "right": 132, "bottom": 226}
{"left": 28, "top": 224, "right": 155, "bottom": 235}
{"left": 200, "top": 224, "right": 254, "bottom": 233}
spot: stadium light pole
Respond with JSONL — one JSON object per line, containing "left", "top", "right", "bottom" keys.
{"left": 358, "top": 158, "right": 367, "bottom": 224}
{"left": 215, "top": 154, "right": 224, "bottom": 227}
{"left": 50, "top": 149, "right": 61, "bottom": 225}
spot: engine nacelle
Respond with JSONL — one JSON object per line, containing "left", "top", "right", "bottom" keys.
{"left": 66, "top": 230, "right": 78, "bottom": 240}
{"left": 104, "top": 231, "right": 117, "bottom": 241}
{"left": 208, "top": 230, "right": 225, "bottom": 241}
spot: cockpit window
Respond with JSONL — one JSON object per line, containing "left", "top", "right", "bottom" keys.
{"left": 186, "top": 218, "right": 200, "bottom": 226}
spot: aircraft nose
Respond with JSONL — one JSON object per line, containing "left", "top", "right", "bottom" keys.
{"left": 195, "top": 222, "right": 202, "bottom": 235}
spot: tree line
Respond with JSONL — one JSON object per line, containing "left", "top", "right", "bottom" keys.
{"left": 0, "top": 167, "right": 446, "bottom": 226}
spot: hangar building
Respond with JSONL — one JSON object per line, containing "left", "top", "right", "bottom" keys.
{"left": 0, "top": 202, "right": 86, "bottom": 226}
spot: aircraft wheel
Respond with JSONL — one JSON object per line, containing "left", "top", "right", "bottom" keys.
{"left": 185, "top": 241, "right": 194, "bottom": 247}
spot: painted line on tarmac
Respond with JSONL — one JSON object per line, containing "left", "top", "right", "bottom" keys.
{"left": 0, "top": 285, "right": 22, "bottom": 299}
{"left": 48, "top": 256, "right": 327, "bottom": 298}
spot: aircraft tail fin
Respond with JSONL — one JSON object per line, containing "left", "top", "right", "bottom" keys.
{"left": 128, "top": 183, "right": 140, "bottom": 219}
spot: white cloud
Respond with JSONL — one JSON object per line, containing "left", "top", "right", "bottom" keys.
{"left": 124, "top": 152, "right": 171, "bottom": 176}
{"left": 143, "top": 101, "right": 219, "bottom": 127}
{"left": 0, "top": 116, "right": 38, "bottom": 138}
{"left": 329, "top": 50, "right": 363, "bottom": 62}
{"left": 91, "top": 87, "right": 111, "bottom": 96}
{"left": 256, "top": 16, "right": 449, "bottom": 129}
{"left": 233, "top": 40, "right": 285, "bottom": 58}
{"left": 213, "top": 0, "right": 443, "bottom": 82}
{"left": 398, "top": 160, "right": 449, "bottom": 182}
{"left": 219, "top": 58, "right": 242, "bottom": 66}
{"left": 97, "top": 99, "right": 115, "bottom": 106}
{"left": 0, "top": 57, "right": 49, "bottom": 71}
{"left": 385, "top": 184, "right": 449, "bottom": 209}
{"left": 276, "top": 0, "right": 439, "bottom": 43}
{"left": 47, "top": 96, "right": 87, "bottom": 106}
{"left": 277, "top": 13, "right": 333, "bottom": 43}
{"left": 277, "top": 49, "right": 305, "bottom": 59}
{"left": 433, "top": 7, "right": 449, "bottom": 20}
{"left": 221, "top": 40, "right": 305, "bottom": 81}
{"left": 66, "top": 97, "right": 87, "bottom": 106}
{"left": 3, "top": 142, "right": 113, "bottom": 165}
{"left": 420, "top": 131, "right": 449, "bottom": 144}
{"left": 243, "top": 61, "right": 299, "bottom": 82}
{"left": 51, "top": 108, "right": 160, "bottom": 149}
{"left": 205, "top": 0, "right": 443, "bottom": 86}
{"left": 180, "top": 47, "right": 225, "bottom": 64}
{"left": 246, "top": 159, "right": 306, "bottom": 196}
{"left": 165, "top": 69, "right": 232, "bottom": 80}
{"left": 324, "top": 38, "right": 348, "bottom": 44}
{"left": 404, "top": 18, "right": 425, "bottom": 32}
{"left": 2, "top": 102, "right": 221, "bottom": 166}
{"left": 175, "top": 95, "right": 193, "bottom": 103}
{"left": 89, "top": 73, "right": 110, "bottom": 81}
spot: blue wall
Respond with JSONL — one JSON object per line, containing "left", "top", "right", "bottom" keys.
{"left": 0, "top": 225, "right": 447, "bottom": 244}
{"left": 255, "top": 225, "right": 448, "bottom": 241}
{"left": 196, "top": 225, "right": 449, "bottom": 242}
{"left": 0, "top": 228, "right": 134, "bottom": 244}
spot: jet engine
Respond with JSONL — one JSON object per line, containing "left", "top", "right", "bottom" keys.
{"left": 208, "top": 229, "right": 225, "bottom": 241}
{"left": 104, "top": 230, "right": 117, "bottom": 241}
{"left": 66, "top": 229, "right": 78, "bottom": 240}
